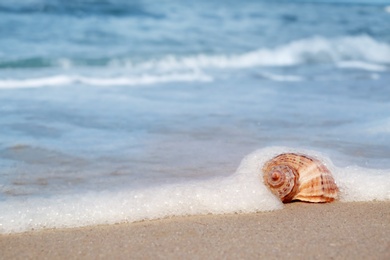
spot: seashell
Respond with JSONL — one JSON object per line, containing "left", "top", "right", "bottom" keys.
{"left": 262, "top": 153, "right": 338, "bottom": 203}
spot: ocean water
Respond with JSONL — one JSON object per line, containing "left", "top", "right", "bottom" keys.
{"left": 1, "top": 0, "right": 390, "bottom": 234}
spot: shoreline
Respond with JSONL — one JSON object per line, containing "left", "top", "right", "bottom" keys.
{"left": 1, "top": 201, "right": 389, "bottom": 259}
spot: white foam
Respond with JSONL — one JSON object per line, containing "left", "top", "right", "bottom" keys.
{"left": 0, "top": 75, "right": 73, "bottom": 89}
{"left": 0, "top": 150, "right": 283, "bottom": 234}
{"left": 334, "top": 166, "right": 390, "bottom": 202}
{"left": 0, "top": 146, "right": 389, "bottom": 234}
{"left": 0, "top": 72, "right": 212, "bottom": 89}
{"left": 258, "top": 72, "right": 303, "bottom": 82}
{"left": 385, "top": 6, "right": 390, "bottom": 13}
{"left": 112, "top": 35, "right": 390, "bottom": 71}
{"left": 336, "top": 60, "right": 387, "bottom": 71}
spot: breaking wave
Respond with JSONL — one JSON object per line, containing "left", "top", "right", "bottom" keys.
{"left": 110, "top": 35, "right": 390, "bottom": 71}
{"left": 0, "top": 72, "right": 212, "bottom": 89}
{"left": 0, "top": 35, "right": 389, "bottom": 89}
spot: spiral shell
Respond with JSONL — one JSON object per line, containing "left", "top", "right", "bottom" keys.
{"left": 262, "top": 153, "right": 338, "bottom": 203}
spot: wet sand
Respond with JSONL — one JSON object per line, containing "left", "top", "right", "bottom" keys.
{"left": 1, "top": 201, "right": 389, "bottom": 259}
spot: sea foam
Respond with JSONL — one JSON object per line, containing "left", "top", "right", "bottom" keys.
{"left": 0, "top": 72, "right": 212, "bottom": 89}
{"left": 112, "top": 36, "right": 390, "bottom": 71}
{"left": 336, "top": 61, "right": 387, "bottom": 72}
{"left": 0, "top": 146, "right": 389, "bottom": 234}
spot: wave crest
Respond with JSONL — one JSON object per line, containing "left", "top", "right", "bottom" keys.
{"left": 0, "top": 72, "right": 212, "bottom": 89}
{"left": 0, "top": 36, "right": 389, "bottom": 88}
{"left": 111, "top": 35, "right": 390, "bottom": 71}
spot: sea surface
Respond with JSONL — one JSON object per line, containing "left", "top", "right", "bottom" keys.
{"left": 1, "top": 0, "right": 390, "bottom": 234}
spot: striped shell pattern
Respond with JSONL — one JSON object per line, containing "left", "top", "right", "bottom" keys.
{"left": 262, "top": 153, "right": 339, "bottom": 203}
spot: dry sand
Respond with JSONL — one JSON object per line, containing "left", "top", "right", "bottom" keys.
{"left": 1, "top": 201, "right": 389, "bottom": 259}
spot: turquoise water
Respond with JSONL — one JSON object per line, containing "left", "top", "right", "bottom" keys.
{"left": 0, "top": 0, "right": 390, "bottom": 233}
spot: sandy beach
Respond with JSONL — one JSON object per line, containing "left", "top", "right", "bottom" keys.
{"left": 1, "top": 201, "right": 389, "bottom": 259}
